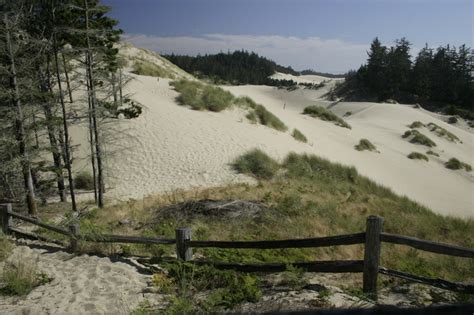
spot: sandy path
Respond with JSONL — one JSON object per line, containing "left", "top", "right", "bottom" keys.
{"left": 0, "top": 245, "right": 160, "bottom": 315}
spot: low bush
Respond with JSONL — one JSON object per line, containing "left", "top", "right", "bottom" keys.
{"left": 0, "top": 233, "right": 12, "bottom": 262}
{"left": 402, "top": 130, "right": 437, "bottom": 147}
{"left": 445, "top": 158, "right": 472, "bottom": 172}
{"left": 74, "top": 172, "right": 95, "bottom": 190}
{"left": 409, "top": 121, "right": 425, "bottom": 129}
{"left": 292, "top": 129, "right": 307, "bottom": 143}
{"left": 448, "top": 116, "right": 458, "bottom": 124}
{"left": 232, "top": 149, "right": 280, "bottom": 179}
{"left": 355, "top": 139, "right": 377, "bottom": 152}
{"left": 427, "top": 122, "right": 460, "bottom": 143}
{"left": 407, "top": 152, "right": 429, "bottom": 161}
{"left": 303, "top": 106, "right": 351, "bottom": 129}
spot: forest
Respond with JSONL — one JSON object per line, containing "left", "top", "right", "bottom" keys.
{"left": 334, "top": 38, "right": 473, "bottom": 117}
{"left": 0, "top": 0, "right": 129, "bottom": 215}
{"left": 164, "top": 50, "right": 299, "bottom": 86}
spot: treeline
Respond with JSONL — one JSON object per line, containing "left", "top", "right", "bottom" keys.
{"left": 164, "top": 51, "right": 299, "bottom": 86}
{"left": 300, "top": 69, "right": 345, "bottom": 78}
{"left": 0, "top": 1, "right": 131, "bottom": 215}
{"left": 334, "top": 38, "right": 473, "bottom": 115}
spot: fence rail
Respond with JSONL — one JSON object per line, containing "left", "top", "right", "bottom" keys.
{"left": 1, "top": 203, "right": 473, "bottom": 297}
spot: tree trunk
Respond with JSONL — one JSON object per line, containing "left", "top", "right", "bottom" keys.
{"left": 85, "top": 67, "right": 98, "bottom": 203}
{"left": 51, "top": 6, "right": 77, "bottom": 212}
{"left": 119, "top": 68, "right": 123, "bottom": 106}
{"left": 4, "top": 14, "right": 37, "bottom": 215}
{"left": 84, "top": 0, "right": 105, "bottom": 208}
{"left": 39, "top": 62, "right": 67, "bottom": 202}
{"left": 62, "top": 53, "right": 73, "bottom": 103}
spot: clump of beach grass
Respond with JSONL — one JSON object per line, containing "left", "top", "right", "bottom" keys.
{"left": 1, "top": 260, "right": 51, "bottom": 296}
{"left": 292, "top": 129, "right": 307, "bottom": 143}
{"left": 355, "top": 139, "right": 377, "bottom": 152}
{"left": 409, "top": 121, "right": 425, "bottom": 129}
{"left": 303, "top": 106, "right": 351, "bottom": 129}
{"left": 131, "top": 60, "right": 174, "bottom": 78}
{"left": 445, "top": 158, "right": 472, "bottom": 172}
{"left": 427, "top": 122, "right": 461, "bottom": 143}
{"left": 171, "top": 79, "right": 234, "bottom": 112}
{"left": 232, "top": 149, "right": 280, "bottom": 180}
{"left": 402, "top": 130, "right": 436, "bottom": 147}
{"left": 0, "top": 233, "right": 12, "bottom": 262}
{"left": 426, "top": 150, "right": 439, "bottom": 157}
{"left": 407, "top": 152, "right": 429, "bottom": 161}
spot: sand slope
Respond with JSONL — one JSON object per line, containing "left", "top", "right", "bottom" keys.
{"left": 68, "top": 47, "right": 473, "bottom": 218}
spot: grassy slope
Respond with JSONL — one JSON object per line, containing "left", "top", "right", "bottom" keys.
{"left": 42, "top": 151, "right": 474, "bottom": 284}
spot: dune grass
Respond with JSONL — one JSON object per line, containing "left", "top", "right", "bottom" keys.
{"left": 171, "top": 80, "right": 234, "bottom": 112}
{"left": 292, "top": 129, "right": 307, "bottom": 143}
{"left": 407, "top": 152, "right": 429, "bottom": 161}
{"left": 132, "top": 60, "right": 174, "bottom": 79}
{"left": 402, "top": 130, "right": 437, "bottom": 147}
{"left": 1, "top": 260, "right": 51, "bottom": 296}
{"left": 0, "top": 233, "right": 12, "bottom": 262}
{"left": 231, "top": 149, "right": 280, "bottom": 180}
{"left": 409, "top": 121, "right": 425, "bottom": 129}
{"left": 427, "top": 123, "right": 461, "bottom": 143}
{"left": 445, "top": 158, "right": 472, "bottom": 172}
{"left": 355, "top": 139, "right": 377, "bottom": 152}
{"left": 303, "top": 106, "right": 351, "bottom": 129}
{"left": 426, "top": 150, "right": 439, "bottom": 157}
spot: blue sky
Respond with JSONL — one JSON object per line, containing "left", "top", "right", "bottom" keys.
{"left": 103, "top": 0, "right": 473, "bottom": 73}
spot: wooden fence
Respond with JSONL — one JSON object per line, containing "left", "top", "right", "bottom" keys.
{"left": 1, "top": 203, "right": 473, "bottom": 298}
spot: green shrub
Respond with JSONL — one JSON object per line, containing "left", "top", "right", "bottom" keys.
{"left": 426, "top": 150, "right": 439, "bottom": 157}
{"left": 427, "top": 122, "right": 460, "bottom": 143}
{"left": 235, "top": 96, "right": 258, "bottom": 109}
{"left": 445, "top": 158, "right": 472, "bottom": 172}
{"left": 355, "top": 139, "right": 377, "bottom": 152}
{"left": 303, "top": 106, "right": 351, "bottom": 129}
{"left": 232, "top": 149, "right": 280, "bottom": 179}
{"left": 448, "top": 116, "right": 458, "bottom": 124}
{"left": 1, "top": 260, "right": 51, "bottom": 296}
{"left": 407, "top": 152, "right": 429, "bottom": 161}
{"left": 292, "top": 129, "right": 307, "bottom": 143}
{"left": 171, "top": 79, "right": 234, "bottom": 112}
{"left": 74, "top": 172, "right": 95, "bottom": 190}
{"left": 245, "top": 111, "right": 258, "bottom": 124}
{"left": 409, "top": 121, "right": 425, "bottom": 128}
{"left": 402, "top": 130, "right": 437, "bottom": 147}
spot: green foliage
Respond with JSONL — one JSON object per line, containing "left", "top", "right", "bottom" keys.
{"left": 164, "top": 51, "right": 298, "bottom": 86}
{"left": 303, "top": 106, "right": 351, "bottom": 129}
{"left": 279, "top": 265, "right": 307, "bottom": 290}
{"left": 402, "top": 130, "right": 437, "bottom": 147}
{"left": 445, "top": 158, "right": 472, "bottom": 172}
{"left": 232, "top": 149, "right": 280, "bottom": 180}
{"left": 151, "top": 273, "right": 174, "bottom": 294}
{"left": 0, "top": 260, "right": 51, "bottom": 296}
{"left": 292, "top": 129, "right": 307, "bottom": 143}
{"left": 235, "top": 96, "right": 258, "bottom": 109}
{"left": 132, "top": 60, "right": 174, "bottom": 78}
{"left": 409, "top": 121, "right": 425, "bottom": 128}
{"left": 0, "top": 234, "right": 12, "bottom": 262}
{"left": 171, "top": 80, "right": 234, "bottom": 112}
{"left": 245, "top": 111, "right": 258, "bottom": 124}
{"left": 447, "top": 116, "right": 458, "bottom": 124}
{"left": 355, "top": 139, "right": 377, "bottom": 152}
{"left": 407, "top": 152, "right": 429, "bottom": 161}
{"left": 74, "top": 172, "right": 95, "bottom": 190}
{"left": 427, "top": 122, "right": 460, "bottom": 143}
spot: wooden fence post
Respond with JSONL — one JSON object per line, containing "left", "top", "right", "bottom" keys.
{"left": 363, "top": 215, "right": 384, "bottom": 299}
{"left": 176, "top": 227, "right": 192, "bottom": 261}
{"left": 0, "top": 203, "right": 12, "bottom": 235}
{"left": 69, "top": 223, "right": 79, "bottom": 252}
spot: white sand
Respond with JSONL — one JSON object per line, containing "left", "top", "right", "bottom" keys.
{"left": 68, "top": 47, "right": 473, "bottom": 218}
{"left": 0, "top": 245, "right": 161, "bottom": 314}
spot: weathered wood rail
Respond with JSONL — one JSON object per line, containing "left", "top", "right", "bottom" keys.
{"left": 1, "top": 203, "right": 473, "bottom": 297}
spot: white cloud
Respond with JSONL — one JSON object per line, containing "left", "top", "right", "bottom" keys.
{"left": 123, "top": 33, "right": 369, "bottom": 73}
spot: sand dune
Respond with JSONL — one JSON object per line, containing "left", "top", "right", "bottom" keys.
{"left": 68, "top": 48, "right": 473, "bottom": 218}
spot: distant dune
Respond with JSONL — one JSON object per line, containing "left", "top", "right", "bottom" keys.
{"left": 69, "top": 45, "right": 474, "bottom": 218}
